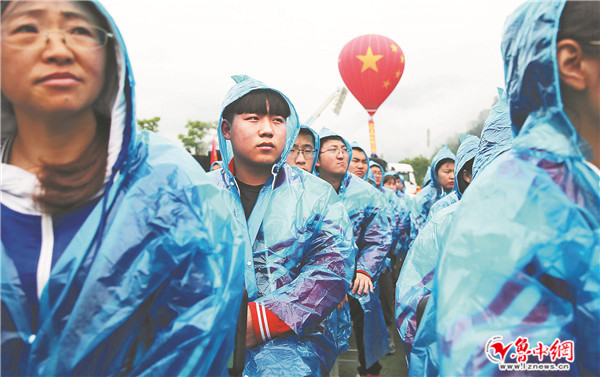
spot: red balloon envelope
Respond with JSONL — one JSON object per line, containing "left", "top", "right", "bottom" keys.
{"left": 338, "top": 34, "right": 405, "bottom": 153}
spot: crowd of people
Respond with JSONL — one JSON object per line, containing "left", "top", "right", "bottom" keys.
{"left": 1, "top": 0, "right": 598, "bottom": 376}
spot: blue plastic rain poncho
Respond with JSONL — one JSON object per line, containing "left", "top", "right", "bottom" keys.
{"left": 318, "top": 128, "right": 392, "bottom": 367}
{"left": 428, "top": 134, "right": 480, "bottom": 219}
{"left": 396, "top": 92, "right": 512, "bottom": 376}
{"left": 210, "top": 160, "right": 224, "bottom": 170}
{"left": 407, "top": 146, "right": 455, "bottom": 244}
{"left": 207, "top": 77, "right": 354, "bottom": 376}
{"left": 409, "top": 90, "right": 513, "bottom": 377}
{"left": 382, "top": 171, "right": 411, "bottom": 260}
{"left": 1, "top": 3, "right": 246, "bottom": 376}
{"left": 434, "top": 2, "right": 599, "bottom": 375}
{"left": 422, "top": 169, "right": 432, "bottom": 188}
{"left": 396, "top": 172, "right": 406, "bottom": 194}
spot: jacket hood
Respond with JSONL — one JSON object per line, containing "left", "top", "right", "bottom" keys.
{"left": 210, "top": 161, "right": 224, "bottom": 170}
{"left": 369, "top": 160, "right": 384, "bottom": 189}
{"left": 502, "top": 0, "right": 589, "bottom": 159}
{"left": 422, "top": 169, "right": 431, "bottom": 188}
{"left": 429, "top": 145, "right": 456, "bottom": 190}
{"left": 472, "top": 88, "right": 513, "bottom": 179}
{"left": 350, "top": 141, "right": 370, "bottom": 181}
{"left": 454, "top": 134, "right": 480, "bottom": 198}
{"left": 217, "top": 75, "right": 300, "bottom": 179}
{"left": 1, "top": 0, "right": 136, "bottom": 213}
{"left": 317, "top": 127, "right": 353, "bottom": 180}
{"left": 299, "top": 125, "right": 320, "bottom": 173}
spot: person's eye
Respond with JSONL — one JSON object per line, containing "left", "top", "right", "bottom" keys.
{"left": 244, "top": 115, "right": 259, "bottom": 121}
{"left": 69, "top": 26, "right": 94, "bottom": 36}
{"left": 10, "top": 24, "right": 39, "bottom": 34}
{"left": 273, "top": 117, "right": 285, "bottom": 124}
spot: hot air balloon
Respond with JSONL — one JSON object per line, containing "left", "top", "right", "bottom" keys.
{"left": 338, "top": 34, "right": 405, "bottom": 154}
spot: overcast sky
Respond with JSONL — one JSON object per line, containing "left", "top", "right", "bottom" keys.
{"left": 101, "top": 0, "right": 524, "bottom": 162}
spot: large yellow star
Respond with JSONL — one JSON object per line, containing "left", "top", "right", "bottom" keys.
{"left": 356, "top": 47, "right": 383, "bottom": 73}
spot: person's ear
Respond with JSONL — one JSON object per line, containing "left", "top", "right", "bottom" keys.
{"left": 557, "top": 39, "right": 587, "bottom": 91}
{"left": 222, "top": 119, "right": 232, "bottom": 140}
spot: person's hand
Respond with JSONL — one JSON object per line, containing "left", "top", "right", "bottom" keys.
{"left": 246, "top": 308, "right": 259, "bottom": 348}
{"left": 351, "top": 272, "right": 373, "bottom": 296}
{"left": 336, "top": 294, "right": 349, "bottom": 309}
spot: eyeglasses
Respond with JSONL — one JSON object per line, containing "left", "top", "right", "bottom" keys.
{"left": 320, "top": 147, "right": 348, "bottom": 156}
{"left": 1, "top": 24, "right": 113, "bottom": 50}
{"left": 289, "top": 148, "right": 317, "bottom": 158}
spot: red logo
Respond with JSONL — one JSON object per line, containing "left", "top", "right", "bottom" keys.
{"left": 485, "top": 336, "right": 575, "bottom": 369}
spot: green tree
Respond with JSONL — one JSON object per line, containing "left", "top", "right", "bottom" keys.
{"left": 137, "top": 116, "right": 161, "bottom": 132}
{"left": 399, "top": 154, "right": 431, "bottom": 187}
{"left": 178, "top": 120, "right": 217, "bottom": 155}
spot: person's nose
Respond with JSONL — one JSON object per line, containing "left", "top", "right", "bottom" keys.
{"left": 295, "top": 152, "right": 306, "bottom": 164}
{"left": 257, "top": 117, "right": 274, "bottom": 137}
{"left": 41, "top": 31, "right": 75, "bottom": 65}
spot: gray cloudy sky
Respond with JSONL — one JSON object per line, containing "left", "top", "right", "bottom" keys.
{"left": 101, "top": 0, "right": 524, "bottom": 162}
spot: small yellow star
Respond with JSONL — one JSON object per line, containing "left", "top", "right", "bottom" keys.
{"left": 356, "top": 47, "right": 384, "bottom": 73}
{"left": 383, "top": 80, "right": 390, "bottom": 88}
{"left": 390, "top": 44, "right": 398, "bottom": 52}
{"left": 395, "top": 71, "right": 401, "bottom": 78}
{"left": 401, "top": 55, "right": 405, "bottom": 64}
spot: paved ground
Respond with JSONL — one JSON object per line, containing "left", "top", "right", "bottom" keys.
{"left": 335, "top": 328, "right": 408, "bottom": 377}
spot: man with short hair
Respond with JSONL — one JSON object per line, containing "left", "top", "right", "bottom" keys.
{"left": 286, "top": 126, "right": 318, "bottom": 173}
{"left": 316, "top": 128, "right": 392, "bottom": 377}
{"left": 209, "top": 76, "right": 354, "bottom": 376}
{"left": 349, "top": 143, "right": 369, "bottom": 180}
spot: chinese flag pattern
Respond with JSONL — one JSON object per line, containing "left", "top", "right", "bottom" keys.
{"left": 338, "top": 34, "right": 405, "bottom": 116}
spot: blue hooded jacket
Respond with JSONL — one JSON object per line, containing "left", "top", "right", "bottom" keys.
{"left": 428, "top": 134, "right": 480, "bottom": 219}
{"left": 434, "top": 2, "right": 599, "bottom": 375}
{"left": 318, "top": 128, "right": 392, "bottom": 366}
{"left": 1, "top": 3, "right": 246, "bottom": 376}
{"left": 382, "top": 171, "right": 411, "bottom": 260}
{"left": 408, "top": 146, "right": 456, "bottom": 243}
{"left": 207, "top": 77, "right": 354, "bottom": 376}
{"left": 396, "top": 92, "right": 513, "bottom": 376}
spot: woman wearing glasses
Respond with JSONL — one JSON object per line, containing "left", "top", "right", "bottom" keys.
{"left": 1, "top": 1, "right": 245, "bottom": 375}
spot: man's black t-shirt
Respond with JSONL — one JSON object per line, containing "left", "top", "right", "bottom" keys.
{"left": 236, "top": 178, "right": 264, "bottom": 221}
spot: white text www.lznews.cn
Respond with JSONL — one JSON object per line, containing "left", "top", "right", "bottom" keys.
{"left": 498, "top": 363, "right": 570, "bottom": 372}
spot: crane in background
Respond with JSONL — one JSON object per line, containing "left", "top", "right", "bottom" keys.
{"left": 304, "top": 87, "right": 348, "bottom": 127}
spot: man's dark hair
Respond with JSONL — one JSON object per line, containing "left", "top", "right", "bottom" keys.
{"left": 558, "top": 1, "right": 600, "bottom": 55}
{"left": 222, "top": 89, "right": 290, "bottom": 125}
{"left": 319, "top": 136, "right": 344, "bottom": 150}
{"left": 298, "top": 128, "right": 315, "bottom": 146}
{"left": 458, "top": 158, "right": 474, "bottom": 193}
{"left": 435, "top": 158, "right": 454, "bottom": 174}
